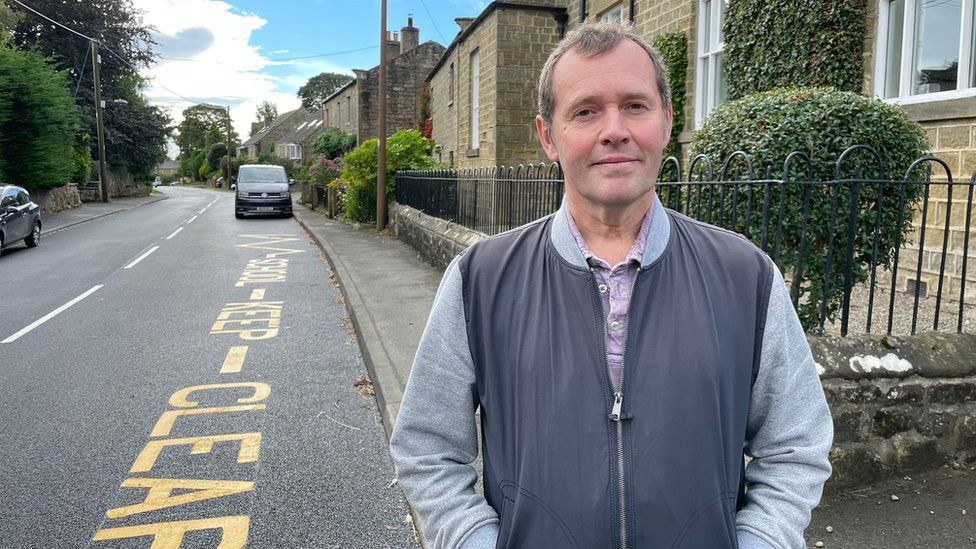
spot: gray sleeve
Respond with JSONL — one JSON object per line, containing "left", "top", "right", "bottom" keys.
{"left": 389, "top": 255, "right": 500, "bottom": 549}
{"left": 734, "top": 266, "right": 834, "bottom": 549}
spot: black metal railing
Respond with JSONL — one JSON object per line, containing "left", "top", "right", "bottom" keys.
{"left": 395, "top": 146, "right": 976, "bottom": 337}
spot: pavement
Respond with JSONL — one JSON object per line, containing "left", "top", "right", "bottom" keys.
{"left": 41, "top": 191, "right": 168, "bottom": 235}
{"left": 292, "top": 202, "right": 976, "bottom": 549}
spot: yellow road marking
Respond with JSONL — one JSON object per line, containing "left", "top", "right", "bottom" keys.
{"left": 169, "top": 382, "right": 270, "bottom": 408}
{"left": 249, "top": 289, "right": 265, "bottom": 300}
{"left": 130, "top": 433, "right": 262, "bottom": 473}
{"left": 151, "top": 404, "right": 266, "bottom": 437}
{"left": 219, "top": 347, "right": 249, "bottom": 374}
{"left": 106, "top": 478, "right": 254, "bottom": 519}
{"left": 92, "top": 515, "right": 249, "bottom": 548}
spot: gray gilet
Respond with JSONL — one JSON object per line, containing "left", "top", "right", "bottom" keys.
{"left": 458, "top": 208, "right": 774, "bottom": 548}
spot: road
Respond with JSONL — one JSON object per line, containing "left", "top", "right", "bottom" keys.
{"left": 0, "top": 186, "right": 417, "bottom": 548}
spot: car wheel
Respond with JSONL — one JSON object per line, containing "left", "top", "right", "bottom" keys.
{"left": 25, "top": 222, "right": 40, "bottom": 247}
{"left": 0, "top": 232, "right": 4, "bottom": 255}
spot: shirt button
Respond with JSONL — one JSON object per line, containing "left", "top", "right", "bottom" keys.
{"left": 610, "top": 320, "right": 621, "bottom": 331}
{"left": 599, "top": 284, "right": 609, "bottom": 294}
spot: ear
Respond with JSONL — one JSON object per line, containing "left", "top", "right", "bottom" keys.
{"left": 535, "top": 115, "right": 559, "bottom": 163}
{"left": 663, "top": 104, "right": 674, "bottom": 143}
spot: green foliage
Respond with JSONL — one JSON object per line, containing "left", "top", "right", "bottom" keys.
{"left": 0, "top": 1, "right": 22, "bottom": 46}
{"left": 312, "top": 127, "right": 356, "bottom": 159}
{"left": 255, "top": 101, "right": 278, "bottom": 127}
{"left": 298, "top": 72, "right": 353, "bottom": 110}
{"left": 0, "top": 46, "right": 81, "bottom": 190}
{"left": 723, "top": 0, "right": 867, "bottom": 99}
{"left": 177, "top": 104, "right": 235, "bottom": 163}
{"left": 338, "top": 129, "right": 440, "bottom": 222}
{"left": 103, "top": 97, "right": 172, "bottom": 181}
{"left": 72, "top": 136, "right": 92, "bottom": 184}
{"left": 651, "top": 32, "right": 687, "bottom": 160}
{"left": 690, "top": 87, "right": 929, "bottom": 330}
{"left": 183, "top": 150, "right": 206, "bottom": 180}
{"left": 207, "top": 143, "right": 228, "bottom": 171}
{"left": 159, "top": 172, "right": 178, "bottom": 184}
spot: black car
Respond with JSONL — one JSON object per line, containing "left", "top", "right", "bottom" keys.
{"left": 0, "top": 184, "right": 41, "bottom": 254}
{"left": 234, "top": 164, "right": 293, "bottom": 218}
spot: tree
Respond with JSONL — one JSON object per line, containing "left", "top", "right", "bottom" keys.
{"left": 255, "top": 101, "right": 278, "bottom": 128}
{"left": 103, "top": 97, "right": 172, "bottom": 181}
{"left": 9, "top": 0, "right": 167, "bottom": 182}
{"left": 297, "top": 72, "right": 353, "bottom": 110}
{"left": 312, "top": 127, "right": 356, "bottom": 160}
{"left": 0, "top": 1, "right": 22, "bottom": 46}
{"left": 0, "top": 46, "right": 81, "bottom": 190}
{"left": 176, "top": 104, "right": 235, "bottom": 165}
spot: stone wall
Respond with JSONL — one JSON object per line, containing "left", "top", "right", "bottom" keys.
{"left": 323, "top": 81, "right": 359, "bottom": 141}
{"left": 357, "top": 41, "right": 446, "bottom": 144}
{"left": 429, "top": 48, "right": 460, "bottom": 166}
{"left": 494, "top": 7, "right": 565, "bottom": 167}
{"left": 31, "top": 183, "right": 82, "bottom": 214}
{"left": 457, "top": 13, "right": 499, "bottom": 169}
{"left": 390, "top": 201, "right": 976, "bottom": 488}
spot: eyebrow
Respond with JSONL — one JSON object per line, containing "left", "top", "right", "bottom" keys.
{"left": 563, "top": 91, "right": 658, "bottom": 113}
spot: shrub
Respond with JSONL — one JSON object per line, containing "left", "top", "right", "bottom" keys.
{"left": 71, "top": 136, "right": 92, "bottom": 185}
{"left": 690, "top": 87, "right": 928, "bottom": 330}
{"left": 0, "top": 46, "right": 80, "bottom": 189}
{"left": 338, "top": 129, "right": 440, "bottom": 223}
{"left": 312, "top": 127, "right": 357, "bottom": 160}
{"left": 651, "top": 32, "right": 687, "bottom": 160}
{"left": 724, "top": 0, "right": 867, "bottom": 99}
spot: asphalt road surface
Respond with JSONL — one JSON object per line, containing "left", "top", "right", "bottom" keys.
{"left": 0, "top": 187, "right": 417, "bottom": 548}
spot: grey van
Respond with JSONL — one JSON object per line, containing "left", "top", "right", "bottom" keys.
{"left": 234, "top": 164, "right": 293, "bottom": 218}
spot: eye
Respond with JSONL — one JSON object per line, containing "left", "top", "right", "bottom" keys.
{"left": 626, "top": 103, "right": 648, "bottom": 112}
{"left": 574, "top": 108, "right": 595, "bottom": 118}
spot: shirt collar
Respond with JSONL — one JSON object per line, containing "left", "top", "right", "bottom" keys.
{"left": 551, "top": 192, "right": 671, "bottom": 270}
{"left": 565, "top": 201, "right": 654, "bottom": 269}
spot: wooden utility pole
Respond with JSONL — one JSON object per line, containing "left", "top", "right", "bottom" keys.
{"left": 225, "top": 106, "right": 233, "bottom": 186}
{"left": 377, "top": 0, "right": 388, "bottom": 230}
{"left": 91, "top": 42, "right": 109, "bottom": 203}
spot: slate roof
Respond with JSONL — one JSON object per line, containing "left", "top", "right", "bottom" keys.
{"left": 278, "top": 108, "right": 325, "bottom": 145}
{"left": 240, "top": 108, "right": 308, "bottom": 147}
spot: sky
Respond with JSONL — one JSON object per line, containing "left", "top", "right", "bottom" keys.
{"left": 131, "top": 0, "right": 488, "bottom": 156}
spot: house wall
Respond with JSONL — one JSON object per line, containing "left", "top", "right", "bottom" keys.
{"left": 455, "top": 12, "right": 499, "bottom": 169}
{"left": 322, "top": 83, "right": 359, "bottom": 140}
{"left": 429, "top": 51, "right": 460, "bottom": 166}
{"left": 357, "top": 41, "right": 446, "bottom": 144}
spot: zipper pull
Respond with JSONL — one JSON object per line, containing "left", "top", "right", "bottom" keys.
{"left": 610, "top": 392, "right": 623, "bottom": 421}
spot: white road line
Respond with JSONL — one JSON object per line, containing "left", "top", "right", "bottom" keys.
{"left": 2, "top": 285, "right": 104, "bottom": 344}
{"left": 198, "top": 208, "right": 207, "bottom": 214}
{"left": 166, "top": 227, "right": 184, "bottom": 240}
{"left": 186, "top": 215, "right": 198, "bottom": 224}
{"left": 124, "top": 246, "right": 160, "bottom": 269}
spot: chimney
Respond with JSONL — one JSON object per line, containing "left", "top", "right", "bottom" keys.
{"left": 401, "top": 17, "right": 419, "bottom": 54}
{"left": 385, "top": 30, "right": 401, "bottom": 61}
{"left": 455, "top": 17, "right": 475, "bottom": 33}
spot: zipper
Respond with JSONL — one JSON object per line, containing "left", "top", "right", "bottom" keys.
{"left": 590, "top": 267, "right": 641, "bottom": 549}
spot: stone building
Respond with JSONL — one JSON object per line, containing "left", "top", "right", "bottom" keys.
{"left": 275, "top": 108, "right": 324, "bottom": 164}
{"left": 427, "top": 1, "right": 568, "bottom": 169}
{"left": 321, "top": 19, "right": 445, "bottom": 145}
{"left": 238, "top": 108, "right": 309, "bottom": 158}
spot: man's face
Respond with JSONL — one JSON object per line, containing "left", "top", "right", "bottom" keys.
{"left": 536, "top": 40, "right": 672, "bottom": 214}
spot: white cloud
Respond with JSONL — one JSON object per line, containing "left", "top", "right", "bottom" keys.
{"left": 132, "top": 0, "right": 302, "bottom": 153}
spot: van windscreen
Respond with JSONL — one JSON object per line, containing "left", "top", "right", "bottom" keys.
{"left": 238, "top": 167, "right": 287, "bottom": 184}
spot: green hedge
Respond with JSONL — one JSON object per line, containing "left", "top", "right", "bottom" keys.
{"left": 651, "top": 32, "right": 687, "bottom": 160}
{"left": 338, "top": 129, "right": 441, "bottom": 223}
{"left": 0, "top": 46, "right": 80, "bottom": 189}
{"left": 723, "top": 0, "right": 867, "bottom": 99}
{"left": 690, "top": 87, "right": 928, "bottom": 330}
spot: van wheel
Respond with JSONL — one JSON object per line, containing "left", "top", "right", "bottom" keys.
{"left": 235, "top": 212, "right": 243, "bottom": 219}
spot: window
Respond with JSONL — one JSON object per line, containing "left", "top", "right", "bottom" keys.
{"left": 470, "top": 49, "right": 481, "bottom": 150}
{"left": 695, "top": 0, "right": 728, "bottom": 126}
{"left": 17, "top": 190, "right": 29, "bottom": 205}
{"left": 1, "top": 190, "right": 16, "bottom": 208}
{"left": 449, "top": 63, "right": 455, "bottom": 105}
{"left": 599, "top": 3, "right": 626, "bottom": 24}
{"left": 877, "top": 0, "right": 976, "bottom": 100}
{"left": 287, "top": 144, "right": 301, "bottom": 161}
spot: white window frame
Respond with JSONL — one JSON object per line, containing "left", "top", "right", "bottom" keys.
{"left": 599, "top": 3, "right": 626, "bottom": 24}
{"left": 694, "top": 0, "right": 728, "bottom": 127}
{"left": 876, "top": 0, "right": 976, "bottom": 104}
{"left": 470, "top": 48, "right": 481, "bottom": 151}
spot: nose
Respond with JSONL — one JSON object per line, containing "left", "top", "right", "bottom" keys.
{"left": 599, "top": 109, "right": 630, "bottom": 146}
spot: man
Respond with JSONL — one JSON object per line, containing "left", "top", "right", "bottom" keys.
{"left": 391, "top": 23, "right": 832, "bottom": 549}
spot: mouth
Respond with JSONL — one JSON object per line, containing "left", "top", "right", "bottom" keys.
{"left": 593, "top": 158, "right": 638, "bottom": 166}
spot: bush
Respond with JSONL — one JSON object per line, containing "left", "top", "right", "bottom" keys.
{"left": 724, "top": 0, "right": 866, "bottom": 99}
{"left": 312, "top": 127, "right": 356, "bottom": 160}
{"left": 338, "top": 129, "right": 441, "bottom": 223}
{"left": 71, "top": 136, "right": 92, "bottom": 185}
{"left": 651, "top": 32, "right": 687, "bottom": 160}
{"left": 690, "top": 87, "right": 928, "bottom": 330}
{"left": 206, "top": 143, "right": 228, "bottom": 172}
{"left": 0, "top": 46, "right": 80, "bottom": 189}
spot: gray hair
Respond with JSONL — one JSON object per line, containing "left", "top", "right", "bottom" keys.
{"left": 537, "top": 23, "right": 672, "bottom": 131}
